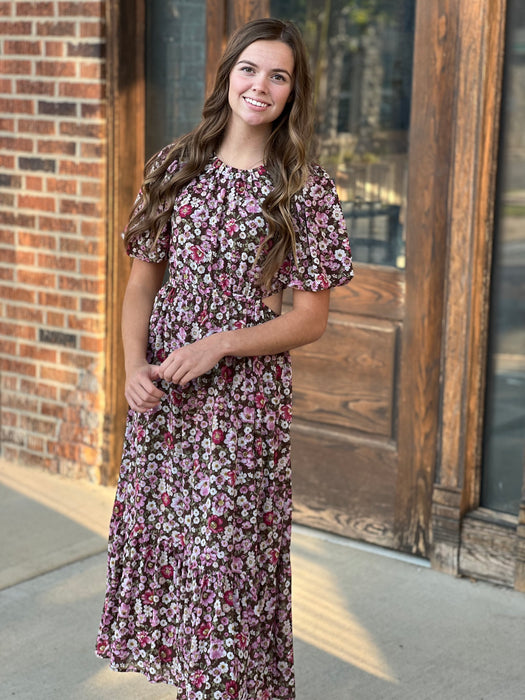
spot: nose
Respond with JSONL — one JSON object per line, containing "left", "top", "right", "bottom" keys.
{"left": 251, "top": 74, "right": 268, "bottom": 93}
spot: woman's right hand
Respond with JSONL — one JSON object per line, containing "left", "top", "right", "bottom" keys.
{"left": 125, "top": 362, "right": 165, "bottom": 413}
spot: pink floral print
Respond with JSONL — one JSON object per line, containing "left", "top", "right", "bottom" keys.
{"left": 96, "top": 153, "right": 353, "bottom": 699}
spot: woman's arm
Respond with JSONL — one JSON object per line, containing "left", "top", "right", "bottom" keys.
{"left": 157, "top": 288, "right": 330, "bottom": 385}
{"left": 122, "top": 258, "right": 167, "bottom": 412}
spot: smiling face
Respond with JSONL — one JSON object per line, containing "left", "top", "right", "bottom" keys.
{"left": 227, "top": 40, "right": 295, "bottom": 135}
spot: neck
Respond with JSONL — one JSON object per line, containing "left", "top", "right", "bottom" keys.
{"left": 218, "top": 123, "right": 270, "bottom": 170}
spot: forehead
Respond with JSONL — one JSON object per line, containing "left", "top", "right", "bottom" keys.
{"left": 236, "top": 40, "right": 294, "bottom": 73}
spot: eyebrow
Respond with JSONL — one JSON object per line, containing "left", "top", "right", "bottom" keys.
{"left": 236, "top": 59, "right": 293, "bottom": 80}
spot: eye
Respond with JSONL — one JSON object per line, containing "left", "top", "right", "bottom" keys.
{"left": 240, "top": 66, "right": 255, "bottom": 74}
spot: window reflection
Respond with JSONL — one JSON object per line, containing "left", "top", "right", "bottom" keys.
{"left": 271, "top": 0, "right": 416, "bottom": 268}
{"left": 481, "top": 0, "right": 525, "bottom": 515}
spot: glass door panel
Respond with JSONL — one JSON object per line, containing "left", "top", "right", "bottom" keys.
{"left": 271, "top": 0, "right": 416, "bottom": 268}
{"left": 481, "top": 0, "right": 525, "bottom": 515}
{"left": 145, "top": 0, "right": 206, "bottom": 159}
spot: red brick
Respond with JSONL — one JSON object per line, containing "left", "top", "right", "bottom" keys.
{"left": 58, "top": 160, "right": 103, "bottom": 178}
{"left": 18, "top": 231, "right": 57, "bottom": 249}
{"left": 19, "top": 415, "right": 57, "bottom": 437}
{"left": 19, "top": 155, "right": 55, "bottom": 172}
{"left": 59, "top": 121, "right": 104, "bottom": 138}
{"left": 41, "top": 401, "right": 66, "bottom": 419}
{"left": 0, "top": 155, "right": 15, "bottom": 168}
{"left": 17, "top": 2, "right": 54, "bottom": 16}
{"left": 25, "top": 175, "right": 43, "bottom": 190}
{"left": 38, "top": 139, "right": 76, "bottom": 155}
{"left": 2, "top": 414, "right": 18, "bottom": 429}
{"left": 67, "top": 314, "right": 102, "bottom": 333}
{"left": 1, "top": 375, "right": 18, "bottom": 391}
{"left": 36, "top": 20, "right": 75, "bottom": 36}
{"left": 36, "top": 61, "right": 76, "bottom": 77}
{"left": 59, "top": 350, "right": 95, "bottom": 368}
{"left": 0, "top": 59, "right": 32, "bottom": 74}
{"left": 17, "top": 268, "right": 56, "bottom": 288}
{"left": 58, "top": 275, "right": 103, "bottom": 294}
{"left": 5, "top": 302, "right": 43, "bottom": 322}
{"left": 19, "top": 343, "right": 57, "bottom": 363}
{"left": 0, "top": 135, "right": 33, "bottom": 151}
{"left": 81, "top": 220, "right": 105, "bottom": 238}
{"left": 0, "top": 98, "right": 34, "bottom": 114}
{"left": 20, "top": 379, "right": 58, "bottom": 400}
{"left": 27, "top": 435, "right": 45, "bottom": 452}
{"left": 79, "top": 258, "right": 104, "bottom": 277}
{"left": 0, "top": 229, "right": 15, "bottom": 245}
{"left": 79, "top": 21, "right": 103, "bottom": 38}
{"left": 47, "top": 310, "right": 64, "bottom": 326}
{"left": 45, "top": 41, "right": 65, "bottom": 57}
{"left": 39, "top": 215, "right": 77, "bottom": 233}
{"left": 60, "top": 237, "right": 99, "bottom": 255}
{"left": 16, "top": 79, "right": 54, "bottom": 96}
{"left": 5, "top": 40, "right": 42, "bottom": 55}
{"left": 59, "top": 81, "right": 104, "bottom": 99}
{"left": 80, "top": 296, "right": 104, "bottom": 314}
{"left": 0, "top": 267, "right": 15, "bottom": 281}
{"left": 0, "top": 284, "right": 36, "bottom": 303}
{"left": 48, "top": 441, "right": 80, "bottom": 461}
{"left": 0, "top": 210, "right": 36, "bottom": 227}
{"left": 80, "top": 142, "right": 103, "bottom": 159}
{"left": 0, "top": 358, "right": 37, "bottom": 376}
{"left": 40, "top": 365, "right": 78, "bottom": 384}
{"left": 80, "top": 180, "right": 103, "bottom": 198}
{"left": 0, "top": 320, "right": 36, "bottom": 339}
{"left": 38, "top": 252, "right": 76, "bottom": 271}
{"left": 0, "top": 5, "right": 14, "bottom": 16}
{"left": 60, "top": 199, "right": 102, "bottom": 218}
{"left": 18, "top": 119, "right": 56, "bottom": 134}
{"left": 0, "top": 192, "right": 15, "bottom": 206}
{"left": 0, "top": 247, "right": 35, "bottom": 265}
{"left": 0, "top": 21, "right": 32, "bottom": 34}
{"left": 80, "top": 335, "right": 104, "bottom": 352}
{"left": 18, "top": 193, "right": 56, "bottom": 212}
{"left": 81, "top": 102, "right": 105, "bottom": 119}
{"left": 38, "top": 291, "right": 78, "bottom": 310}
{"left": 0, "top": 78, "right": 12, "bottom": 92}
{"left": 58, "top": 2, "right": 105, "bottom": 18}
{"left": 0, "top": 118, "right": 15, "bottom": 131}
{"left": 46, "top": 177, "right": 77, "bottom": 194}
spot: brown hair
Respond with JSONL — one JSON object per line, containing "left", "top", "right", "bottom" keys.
{"left": 124, "top": 18, "right": 314, "bottom": 288}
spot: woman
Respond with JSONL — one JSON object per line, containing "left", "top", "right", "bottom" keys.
{"left": 96, "top": 17, "right": 353, "bottom": 699}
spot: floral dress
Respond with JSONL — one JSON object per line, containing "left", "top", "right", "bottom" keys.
{"left": 95, "top": 152, "right": 353, "bottom": 700}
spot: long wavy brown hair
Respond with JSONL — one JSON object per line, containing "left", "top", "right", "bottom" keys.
{"left": 124, "top": 18, "right": 314, "bottom": 288}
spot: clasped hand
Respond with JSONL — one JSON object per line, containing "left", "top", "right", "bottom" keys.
{"left": 125, "top": 334, "right": 225, "bottom": 413}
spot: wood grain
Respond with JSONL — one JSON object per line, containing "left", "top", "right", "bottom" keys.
{"left": 329, "top": 266, "right": 405, "bottom": 321}
{"left": 292, "top": 314, "right": 398, "bottom": 437}
{"left": 103, "top": 0, "right": 145, "bottom": 485}
{"left": 291, "top": 420, "right": 397, "bottom": 548}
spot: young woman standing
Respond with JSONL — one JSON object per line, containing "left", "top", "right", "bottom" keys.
{"left": 96, "top": 18, "right": 353, "bottom": 699}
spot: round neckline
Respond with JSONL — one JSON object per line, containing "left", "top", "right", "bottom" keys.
{"left": 213, "top": 154, "right": 266, "bottom": 174}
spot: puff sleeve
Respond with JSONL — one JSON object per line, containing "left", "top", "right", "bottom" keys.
{"left": 124, "top": 145, "right": 179, "bottom": 262}
{"left": 276, "top": 164, "right": 353, "bottom": 291}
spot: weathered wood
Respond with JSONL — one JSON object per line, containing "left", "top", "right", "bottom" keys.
{"left": 206, "top": 0, "right": 227, "bottom": 96}
{"left": 102, "top": 0, "right": 145, "bottom": 485}
{"left": 329, "top": 266, "right": 405, "bottom": 322}
{"left": 514, "top": 457, "right": 525, "bottom": 592}
{"left": 430, "top": 0, "right": 507, "bottom": 573}
{"left": 291, "top": 420, "right": 396, "bottom": 548}
{"left": 230, "top": 0, "right": 270, "bottom": 32}
{"left": 459, "top": 509, "right": 517, "bottom": 587}
{"left": 291, "top": 314, "right": 398, "bottom": 437}
{"left": 394, "top": 0, "right": 459, "bottom": 556}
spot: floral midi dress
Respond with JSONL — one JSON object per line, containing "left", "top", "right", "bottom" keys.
{"left": 96, "top": 152, "right": 353, "bottom": 700}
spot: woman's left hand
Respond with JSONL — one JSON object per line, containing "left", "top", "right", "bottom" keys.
{"left": 157, "top": 334, "right": 225, "bottom": 385}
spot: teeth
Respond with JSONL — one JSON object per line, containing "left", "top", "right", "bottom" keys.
{"left": 245, "top": 97, "right": 267, "bottom": 108}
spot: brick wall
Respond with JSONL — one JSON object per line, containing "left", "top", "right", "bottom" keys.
{"left": 0, "top": 0, "right": 108, "bottom": 481}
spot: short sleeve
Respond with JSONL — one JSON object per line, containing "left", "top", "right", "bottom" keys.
{"left": 276, "top": 164, "right": 353, "bottom": 291}
{"left": 124, "top": 145, "right": 179, "bottom": 262}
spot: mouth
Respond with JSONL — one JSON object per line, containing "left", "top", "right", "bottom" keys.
{"left": 243, "top": 96, "right": 269, "bottom": 109}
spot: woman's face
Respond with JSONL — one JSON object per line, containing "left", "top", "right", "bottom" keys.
{"left": 227, "top": 40, "right": 295, "bottom": 133}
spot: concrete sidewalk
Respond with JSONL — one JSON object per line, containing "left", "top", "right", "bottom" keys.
{"left": 1, "top": 459, "right": 524, "bottom": 700}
